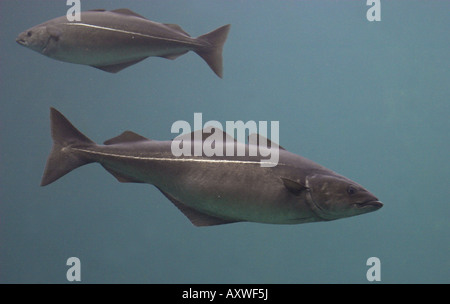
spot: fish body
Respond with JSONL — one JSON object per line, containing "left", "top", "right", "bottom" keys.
{"left": 16, "top": 9, "right": 230, "bottom": 77}
{"left": 41, "top": 108, "right": 383, "bottom": 226}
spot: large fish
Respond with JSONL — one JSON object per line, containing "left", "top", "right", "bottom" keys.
{"left": 16, "top": 9, "right": 230, "bottom": 77}
{"left": 41, "top": 108, "right": 383, "bottom": 226}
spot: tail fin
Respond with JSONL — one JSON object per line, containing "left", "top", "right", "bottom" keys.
{"left": 41, "top": 108, "right": 95, "bottom": 186}
{"left": 196, "top": 24, "right": 231, "bottom": 78}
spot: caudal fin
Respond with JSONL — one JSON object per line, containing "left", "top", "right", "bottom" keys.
{"left": 41, "top": 108, "right": 94, "bottom": 186}
{"left": 196, "top": 24, "right": 231, "bottom": 78}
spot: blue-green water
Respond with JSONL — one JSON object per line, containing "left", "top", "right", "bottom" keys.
{"left": 1, "top": 0, "right": 448, "bottom": 283}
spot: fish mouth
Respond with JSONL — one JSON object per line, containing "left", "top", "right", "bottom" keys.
{"left": 16, "top": 37, "right": 26, "bottom": 46}
{"left": 356, "top": 200, "right": 383, "bottom": 209}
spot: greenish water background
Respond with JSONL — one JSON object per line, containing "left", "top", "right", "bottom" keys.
{"left": 0, "top": 0, "right": 448, "bottom": 283}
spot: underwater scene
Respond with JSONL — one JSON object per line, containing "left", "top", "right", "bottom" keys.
{"left": 0, "top": 0, "right": 449, "bottom": 284}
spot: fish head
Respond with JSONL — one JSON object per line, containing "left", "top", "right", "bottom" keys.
{"left": 16, "top": 23, "right": 61, "bottom": 55}
{"left": 306, "top": 174, "right": 383, "bottom": 220}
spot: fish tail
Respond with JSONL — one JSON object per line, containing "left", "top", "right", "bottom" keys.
{"left": 196, "top": 24, "right": 231, "bottom": 78}
{"left": 41, "top": 108, "right": 94, "bottom": 186}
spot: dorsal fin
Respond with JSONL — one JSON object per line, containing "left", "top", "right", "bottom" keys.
{"left": 163, "top": 23, "right": 191, "bottom": 36}
{"left": 173, "top": 126, "right": 237, "bottom": 143}
{"left": 248, "top": 133, "right": 286, "bottom": 150}
{"left": 110, "top": 8, "right": 148, "bottom": 20}
{"left": 104, "top": 131, "right": 151, "bottom": 145}
{"left": 204, "top": 126, "right": 237, "bottom": 143}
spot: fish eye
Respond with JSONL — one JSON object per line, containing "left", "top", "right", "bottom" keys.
{"left": 27, "top": 31, "right": 32, "bottom": 37}
{"left": 347, "top": 185, "right": 357, "bottom": 195}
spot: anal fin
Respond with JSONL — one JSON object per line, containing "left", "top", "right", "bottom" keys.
{"left": 159, "top": 50, "right": 189, "bottom": 60}
{"left": 102, "top": 165, "right": 144, "bottom": 183}
{"left": 157, "top": 188, "right": 241, "bottom": 226}
{"left": 91, "top": 57, "right": 148, "bottom": 73}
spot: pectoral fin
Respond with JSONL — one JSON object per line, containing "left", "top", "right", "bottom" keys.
{"left": 281, "top": 178, "right": 308, "bottom": 196}
{"left": 46, "top": 25, "right": 62, "bottom": 39}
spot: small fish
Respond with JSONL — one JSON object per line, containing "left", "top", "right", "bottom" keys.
{"left": 16, "top": 9, "right": 230, "bottom": 77}
{"left": 41, "top": 108, "right": 383, "bottom": 226}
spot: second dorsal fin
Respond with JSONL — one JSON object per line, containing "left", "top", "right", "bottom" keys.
{"left": 248, "top": 133, "right": 286, "bottom": 150}
{"left": 164, "top": 23, "right": 191, "bottom": 36}
{"left": 110, "top": 8, "right": 148, "bottom": 20}
{"left": 104, "top": 131, "right": 151, "bottom": 145}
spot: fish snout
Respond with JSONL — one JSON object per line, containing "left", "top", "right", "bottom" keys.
{"left": 16, "top": 33, "right": 27, "bottom": 46}
{"left": 356, "top": 199, "right": 383, "bottom": 210}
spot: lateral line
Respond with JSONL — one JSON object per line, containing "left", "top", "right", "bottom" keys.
{"left": 63, "top": 23, "right": 198, "bottom": 45}
{"left": 73, "top": 147, "right": 279, "bottom": 166}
